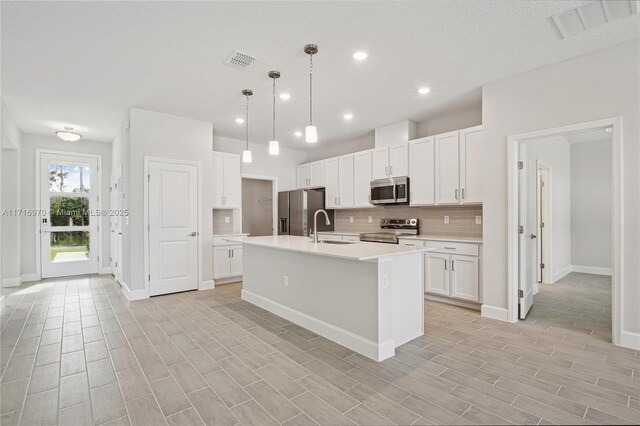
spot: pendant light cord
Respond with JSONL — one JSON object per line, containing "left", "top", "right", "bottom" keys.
{"left": 272, "top": 77, "right": 276, "bottom": 141}
{"left": 245, "top": 94, "right": 249, "bottom": 150}
{"left": 309, "top": 53, "right": 313, "bottom": 126}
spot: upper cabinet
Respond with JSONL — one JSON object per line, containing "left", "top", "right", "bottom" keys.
{"left": 324, "top": 154, "right": 354, "bottom": 209}
{"left": 372, "top": 143, "right": 408, "bottom": 180}
{"left": 353, "top": 150, "right": 373, "bottom": 208}
{"left": 434, "top": 125, "right": 483, "bottom": 205}
{"left": 459, "top": 125, "right": 483, "bottom": 203}
{"left": 409, "top": 137, "right": 435, "bottom": 206}
{"left": 296, "top": 160, "right": 325, "bottom": 189}
{"left": 212, "top": 151, "right": 240, "bottom": 209}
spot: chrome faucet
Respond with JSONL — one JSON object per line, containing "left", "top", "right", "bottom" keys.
{"left": 313, "top": 209, "right": 331, "bottom": 243}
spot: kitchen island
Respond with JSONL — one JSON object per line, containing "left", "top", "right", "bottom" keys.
{"left": 241, "top": 235, "right": 425, "bottom": 361}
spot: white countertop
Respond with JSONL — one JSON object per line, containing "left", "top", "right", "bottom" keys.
{"left": 315, "top": 231, "right": 362, "bottom": 237}
{"left": 241, "top": 235, "right": 427, "bottom": 261}
{"left": 398, "top": 235, "right": 483, "bottom": 244}
{"left": 213, "top": 233, "right": 248, "bottom": 246}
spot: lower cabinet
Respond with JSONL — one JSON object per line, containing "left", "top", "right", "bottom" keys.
{"left": 214, "top": 245, "right": 243, "bottom": 280}
{"left": 425, "top": 253, "right": 478, "bottom": 302}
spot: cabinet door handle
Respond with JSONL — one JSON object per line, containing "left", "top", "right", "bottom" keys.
{"left": 444, "top": 247, "right": 456, "bottom": 250}
{"left": 445, "top": 259, "right": 448, "bottom": 270}
{"left": 451, "top": 260, "right": 455, "bottom": 271}
{"left": 462, "top": 188, "right": 466, "bottom": 199}
{"left": 228, "top": 249, "right": 231, "bottom": 258}
{"left": 390, "top": 165, "right": 393, "bottom": 176}
{"left": 455, "top": 189, "right": 458, "bottom": 200}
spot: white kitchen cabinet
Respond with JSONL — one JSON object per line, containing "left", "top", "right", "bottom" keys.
{"left": 459, "top": 125, "right": 483, "bottom": 204}
{"left": 450, "top": 255, "right": 479, "bottom": 301}
{"left": 338, "top": 154, "right": 354, "bottom": 208}
{"left": 324, "top": 157, "right": 339, "bottom": 208}
{"left": 296, "top": 164, "right": 310, "bottom": 189}
{"left": 371, "top": 143, "right": 408, "bottom": 179}
{"left": 409, "top": 137, "right": 435, "bottom": 205}
{"left": 214, "top": 245, "right": 242, "bottom": 279}
{"left": 425, "top": 253, "right": 450, "bottom": 296}
{"left": 213, "top": 152, "right": 241, "bottom": 208}
{"left": 353, "top": 150, "right": 372, "bottom": 208}
{"left": 310, "top": 161, "right": 325, "bottom": 187}
{"left": 435, "top": 131, "right": 460, "bottom": 204}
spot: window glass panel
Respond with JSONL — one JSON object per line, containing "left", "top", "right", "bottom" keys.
{"left": 50, "top": 231, "right": 90, "bottom": 263}
{"left": 49, "top": 197, "right": 90, "bottom": 226}
{"left": 49, "top": 164, "right": 90, "bottom": 193}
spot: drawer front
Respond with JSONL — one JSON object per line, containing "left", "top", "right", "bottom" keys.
{"left": 398, "top": 239, "right": 425, "bottom": 247}
{"left": 424, "top": 241, "right": 478, "bottom": 256}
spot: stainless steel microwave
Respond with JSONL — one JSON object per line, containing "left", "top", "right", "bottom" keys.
{"left": 370, "top": 177, "right": 409, "bottom": 205}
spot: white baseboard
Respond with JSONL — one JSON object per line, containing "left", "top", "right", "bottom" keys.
{"left": 551, "top": 265, "right": 573, "bottom": 283}
{"left": 21, "top": 273, "right": 40, "bottom": 283}
{"left": 2, "top": 277, "right": 22, "bottom": 287}
{"left": 242, "top": 289, "right": 395, "bottom": 361}
{"left": 572, "top": 265, "right": 612, "bottom": 276}
{"left": 119, "top": 280, "right": 147, "bottom": 301}
{"left": 481, "top": 304, "right": 511, "bottom": 322}
{"left": 199, "top": 280, "right": 214, "bottom": 291}
{"left": 619, "top": 330, "right": 640, "bottom": 350}
{"left": 99, "top": 266, "right": 112, "bottom": 275}
{"left": 213, "top": 277, "right": 243, "bottom": 286}
{"left": 425, "top": 293, "right": 480, "bottom": 311}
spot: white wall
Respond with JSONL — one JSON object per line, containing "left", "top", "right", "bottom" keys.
{"left": 523, "top": 135, "right": 571, "bottom": 281}
{"left": 213, "top": 136, "right": 307, "bottom": 191}
{"left": 19, "top": 133, "right": 112, "bottom": 277}
{"left": 571, "top": 139, "right": 612, "bottom": 270}
{"left": 417, "top": 107, "right": 482, "bottom": 137}
{"left": 482, "top": 40, "right": 639, "bottom": 340}
{"left": 128, "top": 108, "right": 214, "bottom": 292}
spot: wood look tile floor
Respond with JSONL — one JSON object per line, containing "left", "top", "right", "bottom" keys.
{"left": 1, "top": 275, "right": 638, "bottom": 425}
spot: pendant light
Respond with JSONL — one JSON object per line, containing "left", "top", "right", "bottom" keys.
{"left": 304, "top": 44, "right": 318, "bottom": 143}
{"left": 242, "top": 89, "right": 253, "bottom": 163}
{"left": 268, "top": 71, "right": 280, "bottom": 155}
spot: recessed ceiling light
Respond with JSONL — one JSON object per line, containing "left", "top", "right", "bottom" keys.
{"left": 235, "top": 117, "right": 245, "bottom": 124}
{"left": 343, "top": 113, "right": 354, "bottom": 120}
{"left": 279, "top": 93, "right": 291, "bottom": 100}
{"left": 55, "top": 126, "right": 82, "bottom": 142}
{"left": 294, "top": 131, "right": 302, "bottom": 137}
{"left": 353, "top": 51, "right": 368, "bottom": 61}
{"left": 417, "top": 87, "right": 431, "bottom": 95}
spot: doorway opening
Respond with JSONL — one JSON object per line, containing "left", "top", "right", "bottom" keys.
{"left": 241, "top": 176, "right": 277, "bottom": 236}
{"left": 508, "top": 117, "right": 622, "bottom": 345}
{"left": 37, "top": 151, "right": 101, "bottom": 278}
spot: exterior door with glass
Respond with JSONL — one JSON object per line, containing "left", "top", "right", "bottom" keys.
{"left": 40, "top": 152, "right": 100, "bottom": 278}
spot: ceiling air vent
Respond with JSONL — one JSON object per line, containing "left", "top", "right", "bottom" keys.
{"left": 550, "top": 0, "right": 638, "bottom": 40}
{"left": 223, "top": 50, "right": 256, "bottom": 70}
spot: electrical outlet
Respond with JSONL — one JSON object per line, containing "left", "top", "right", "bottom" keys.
{"left": 283, "top": 275, "right": 289, "bottom": 286}
{"left": 368, "top": 216, "right": 372, "bottom": 223}
{"left": 224, "top": 216, "right": 230, "bottom": 224}
{"left": 349, "top": 216, "right": 353, "bottom": 223}
{"left": 444, "top": 216, "right": 450, "bottom": 224}
{"left": 476, "top": 216, "right": 482, "bottom": 225}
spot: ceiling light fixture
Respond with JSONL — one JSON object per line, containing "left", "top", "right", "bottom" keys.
{"left": 235, "top": 117, "right": 245, "bottom": 124}
{"left": 294, "top": 131, "right": 302, "bottom": 137}
{"left": 242, "top": 89, "right": 253, "bottom": 163}
{"left": 417, "top": 87, "right": 431, "bottom": 95}
{"left": 279, "top": 93, "right": 291, "bottom": 100}
{"left": 353, "top": 51, "right": 368, "bottom": 61}
{"left": 55, "top": 126, "right": 82, "bottom": 142}
{"left": 268, "top": 71, "right": 281, "bottom": 156}
{"left": 343, "top": 113, "right": 353, "bottom": 120}
{"left": 304, "top": 44, "right": 318, "bottom": 143}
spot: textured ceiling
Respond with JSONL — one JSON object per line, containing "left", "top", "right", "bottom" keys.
{"left": 1, "top": 1, "right": 638, "bottom": 148}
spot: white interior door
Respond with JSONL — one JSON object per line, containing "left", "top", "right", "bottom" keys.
{"left": 40, "top": 153, "right": 100, "bottom": 278}
{"left": 148, "top": 161, "right": 198, "bottom": 296}
{"left": 518, "top": 147, "right": 536, "bottom": 319}
{"left": 110, "top": 164, "right": 123, "bottom": 282}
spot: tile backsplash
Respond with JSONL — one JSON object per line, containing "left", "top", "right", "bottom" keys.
{"left": 334, "top": 205, "right": 482, "bottom": 237}
{"left": 213, "top": 209, "right": 235, "bottom": 235}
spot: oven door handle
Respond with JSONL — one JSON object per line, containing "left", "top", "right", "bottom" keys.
{"left": 393, "top": 182, "right": 397, "bottom": 202}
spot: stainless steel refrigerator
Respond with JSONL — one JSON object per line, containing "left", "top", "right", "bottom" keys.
{"left": 278, "top": 188, "right": 334, "bottom": 236}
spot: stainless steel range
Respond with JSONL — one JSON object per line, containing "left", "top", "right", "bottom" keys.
{"left": 359, "top": 218, "right": 419, "bottom": 244}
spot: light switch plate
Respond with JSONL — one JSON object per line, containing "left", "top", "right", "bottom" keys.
{"left": 444, "top": 216, "right": 450, "bottom": 224}
{"left": 224, "top": 216, "right": 230, "bottom": 224}
{"left": 283, "top": 275, "right": 289, "bottom": 286}
{"left": 476, "top": 216, "right": 482, "bottom": 225}
{"left": 368, "top": 216, "right": 372, "bottom": 223}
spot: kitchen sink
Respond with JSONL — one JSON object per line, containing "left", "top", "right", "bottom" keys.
{"left": 318, "top": 240, "right": 357, "bottom": 245}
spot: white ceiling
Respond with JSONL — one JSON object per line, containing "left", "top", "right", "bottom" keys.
{"left": 1, "top": 1, "right": 638, "bottom": 148}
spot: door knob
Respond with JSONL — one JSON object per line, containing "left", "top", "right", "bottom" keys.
{"left": 530, "top": 234, "right": 537, "bottom": 239}
{"left": 188, "top": 232, "right": 198, "bottom": 237}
